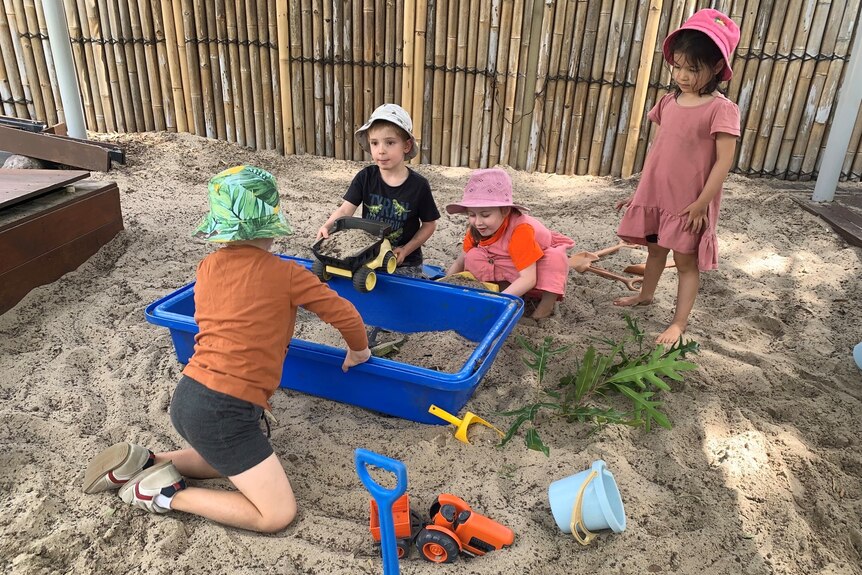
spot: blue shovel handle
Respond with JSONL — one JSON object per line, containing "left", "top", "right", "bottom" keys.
{"left": 355, "top": 449, "right": 407, "bottom": 575}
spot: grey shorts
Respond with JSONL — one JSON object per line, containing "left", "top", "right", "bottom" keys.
{"left": 169, "top": 375, "right": 273, "bottom": 477}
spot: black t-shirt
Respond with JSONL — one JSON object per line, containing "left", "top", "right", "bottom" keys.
{"left": 344, "top": 165, "right": 440, "bottom": 267}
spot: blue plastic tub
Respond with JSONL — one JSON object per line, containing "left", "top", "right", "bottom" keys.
{"left": 144, "top": 255, "right": 523, "bottom": 424}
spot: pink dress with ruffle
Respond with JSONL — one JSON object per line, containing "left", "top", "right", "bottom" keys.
{"left": 617, "top": 92, "right": 740, "bottom": 271}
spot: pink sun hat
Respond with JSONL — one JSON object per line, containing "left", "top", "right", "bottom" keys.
{"left": 445, "top": 168, "right": 529, "bottom": 214}
{"left": 662, "top": 8, "right": 740, "bottom": 81}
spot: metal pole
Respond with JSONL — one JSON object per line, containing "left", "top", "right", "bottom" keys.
{"left": 42, "top": 0, "right": 86, "bottom": 139}
{"left": 812, "top": 17, "right": 862, "bottom": 202}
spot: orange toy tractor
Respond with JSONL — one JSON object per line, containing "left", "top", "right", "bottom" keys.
{"left": 369, "top": 493, "right": 515, "bottom": 563}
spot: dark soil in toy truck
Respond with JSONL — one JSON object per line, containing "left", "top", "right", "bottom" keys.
{"left": 312, "top": 217, "right": 391, "bottom": 270}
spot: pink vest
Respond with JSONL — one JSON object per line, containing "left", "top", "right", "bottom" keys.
{"left": 464, "top": 213, "right": 574, "bottom": 295}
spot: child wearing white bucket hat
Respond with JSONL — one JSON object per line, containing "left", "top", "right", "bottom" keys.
{"left": 446, "top": 168, "right": 575, "bottom": 319}
{"left": 83, "top": 165, "right": 371, "bottom": 532}
{"left": 316, "top": 103, "right": 440, "bottom": 278}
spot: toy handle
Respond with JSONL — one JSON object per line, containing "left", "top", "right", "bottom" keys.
{"left": 571, "top": 470, "right": 598, "bottom": 546}
{"left": 428, "top": 405, "right": 463, "bottom": 427}
{"left": 355, "top": 449, "right": 407, "bottom": 575}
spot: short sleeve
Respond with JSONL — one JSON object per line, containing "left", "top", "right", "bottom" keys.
{"left": 646, "top": 93, "right": 673, "bottom": 125}
{"left": 509, "top": 224, "right": 544, "bottom": 270}
{"left": 344, "top": 167, "right": 368, "bottom": 205}
{"left": 414, "top": 175, "right": 441, "bottom": 222}
{"left": 710, "top": 98, "right": 741, "bottom": 138}
{"left": 461, "top": 227, "right": 474, "bottom": 252}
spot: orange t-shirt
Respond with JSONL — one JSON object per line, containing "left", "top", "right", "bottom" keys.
{"left": 461, "top": 216, "right": 544, "bottom": 271}
{"left": 182, "top": 245, "right": 367, "bottom": 409}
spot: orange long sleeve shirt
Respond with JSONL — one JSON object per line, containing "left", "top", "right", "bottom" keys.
{"left": 183, "top": 244, "right": 368, "bottom": 409}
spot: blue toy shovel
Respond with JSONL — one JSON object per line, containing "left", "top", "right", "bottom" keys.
{"left": 355, "top": 449, "right": 407, "bottom": 575}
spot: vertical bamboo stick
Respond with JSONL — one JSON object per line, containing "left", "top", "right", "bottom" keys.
{"left": 0, "top": 40, "right": 12, "bottom": 116}
{"left": 575, "top": 0, "right": 612, "bottom": 174}
{"left": 9, "top": 0, "right": 45, "bottom": 121}
{"left": 255, "top": 0, "right": 275, "bottom": 148}
{"left": 116, "top": 0, "right": 145, "bottom": 130}
{"left": 353, "top": 0, "right": 365, "bottom": 157}
{"left": 342, "top": 0, "right": 353, "bottom": 158}
{"left": 394, "top": 0, "right": 403, "bottom": 100}
{"left": 374, "top": 0, "right": 384, "bottom": 106}
{"left": 63, "top": 1, "right": 96, "bottom": 129}
{"left": 605, "top": 0, "right": 640, "bottom": 176}
{"left": 96, "top": 0, "right": 127, "bottom": 131}
{"left": 151, "top": 1, "right": 177, "bottom": 132}
{"left": 31, "top": 0, "right": 61, "bottom": 125}
{"left": 268, "top": 0, "right": 283, "bottom": 153}
{"left": 430, "top": 0, "right": 447, "bottom": 164}
{"left": 563, "top": 0, "right": 598, "bottom": 173}
{"left": 308, "top": 0, "right": 322, "bottom": 154}
{"left": 288, "top": 0, "right": 304, "bottom": 152}
{"left": 103, "top": 0, "right": 135, "bottom": 130}
{"left": 139, "top": 0, "right": 168, "bottom": 131}
{"left": 321, "top": 0, "right": 333, "bottom": 155}
{"left": 515, "top": 0, "right": 543, "bottom": 169}
{"left": 276, "top": 0, "right": 294, "bottom": 154}
{"left": 246, "top": 0, "right": 265, "bottom": 147}
{"left": 524, "top": 0, "right": 555, "bottom": 172}
{"left": 470, "top": 0, "right": 491, "bottom": 168}
{"left": 191, "top": 0, "right": 215, "bottom": 138}
{"left": 479, "top": 0, "right": 502, "bottom": 167}
{"left": 212, "top": 0, "right": 232, "bottom": 139}
{"left": 159, "top": 0, "right": 188, "bottom": 133}
{"left": 587, "top": 0, "right": 624, "bottom": 175}
{"left": 449, "top": 0, "right": 469, "bottom": 165}
{"left": 401, "top": 0, "right": 415, "bottom": 117}
{"left": 498, "top": 0, "right": 522, "bottom": 166}
{"left": 74, "top": 0, "right": 106, "bottom": 130}
{"left": 171, "top": 0, "right": 194, "bottom": 131}
{"left": 181, "top": 0, "right": 204, "bottom": 134}
{"left": 383, "top": 0, "right": 396, "bottom": 103}
{"left": 299, "top": 0, "right": 314, "bottom": 152}
{"left": 204, "top": 0, "right": 225, "bottom": 139}
{"left": 129, "top": 0, "right": 154, "bottom": 131}
{"left": 332, "top": 0, "right": 344, "bottom": 158}
{"left": 0, "top": 4, "right": 27, "bottom": 118}
{"left": 225, "top": 0, "right": 245, "bottom": 143}
{"left": 487, "top": 0, "right": 512, "bottom": 167}
{"left": 555, "top": 0, "right": 588, "bottom": 174}
{"left": 538, "top": 0, "right": 573, "bottom": 173}
{"left": 440, "top": 0, "right": 457, "bottom": 164}
{"left": 411, "top": 0, "right": 427, "bottom": 164}
{"left": 236, "top": 0, "right": 256, "bottom": 146}
{"left": 421, "top": 0, "right": 435, "bottom": 162}
{"left": 363, "top": 0, "right": 375, "bottom": 127}
{"left": 83, "top": 0, "right": 116, "bottom": 130}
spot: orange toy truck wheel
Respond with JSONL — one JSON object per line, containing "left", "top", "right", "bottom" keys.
{"left": 416, "top": 527, "right": 460, "bottom": 563}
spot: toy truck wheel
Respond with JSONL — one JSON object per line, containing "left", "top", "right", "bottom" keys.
{"left": 416, "top": 529, "right": 460, "bottom": 563}
{"left": 353, "top": 267, "right": 376, "bottom": 292}
{"left": 382, "top": 251, "right": 397, "bottom": 274}
{"left": 396, "top": 539, "right": 411, "bottom": 559}
{"left": 312, "top": 260, "right": 331, "bottom": 281}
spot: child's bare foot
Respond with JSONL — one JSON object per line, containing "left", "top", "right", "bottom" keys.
{"left": 531, "top": 306, "right": 555, "bottom": 320}
{"left": 613, "top": 294, "right": 653, "bottom": 307}
{"left": 531, "top": 292, "right": 558, "bottom": 319}
{"left": 656, "top": 324, "right": 685, "bottom": 346}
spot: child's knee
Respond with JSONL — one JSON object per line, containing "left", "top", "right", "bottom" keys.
{"left": 258, "top": 503, "right": 297, "bottom": 533}
{"left": 672, "top": 251, "right": 698, "bottom": 271}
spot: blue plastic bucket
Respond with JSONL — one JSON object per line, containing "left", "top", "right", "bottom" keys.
{"left": 547, "top": 460, "right": 626, "bottom": 545}
{"left": 854, "top": 342, "right": 862, "bottom": 370}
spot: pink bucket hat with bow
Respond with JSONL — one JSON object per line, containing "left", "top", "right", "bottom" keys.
{"left": 445, "top": 168, "right": 529, "bottom": 214}
{"left": 663, "top": 8, "right": 739, "bottom": 81}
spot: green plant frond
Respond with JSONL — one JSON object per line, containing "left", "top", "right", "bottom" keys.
{"left": 614, "top": 385, "right": 672, "bottom": 429}
{"left": 500, "top": 413, "right": 531, "bottom": 445}
{"left": 524, "top": 428, "right": 550, "bottom": 456}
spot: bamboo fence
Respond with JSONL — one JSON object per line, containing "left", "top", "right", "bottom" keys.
{"left": 1, "top": 0, "right": 859, "bottom": 180}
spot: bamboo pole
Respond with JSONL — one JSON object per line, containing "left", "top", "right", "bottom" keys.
{"left": 374, "top": 0, "right": 384, "bottom": 106}
{"left": 0, "top": 4, "right": 27, "bottom": 118}
{"left": 498, "top": 0, "right": 522, "bottom": 166}
{"left": 456, "top": 0, "right": 483, "bottom": 166}
{"left": 563, "top": 0, "right": 598, "bottom": 173}
{"left": 62, "top": 1, "right": 96, "bottom": 129}
{"left": 401, "top": 0, "right": 415, "bottom": 120}
{"left": 159, "top": 0, "right": 188, "bottom": 133}
{"left": 540, "top": 0, "right": 574, "bottom": 173}
{"left": 608, "top": 0, "right": 645, "bottom": 175}
{"left": 555, "top": 0, "right": 587, "bottom": 174}
{"left": 464, "top": 0, "right": 485, "bottom": 166}
{"left": 352, "top": 0, "right": 363, "bottom": 157}
{"left": 487, "top": 0, "right": 512, "bottom": 167}
{"left": 276, "top": 0, "right": 294, "bottom": 154}
{"left": 421, "top": 0, "right": 435, "bottom": 162}
{"left": 83, "top": 0, "right": 115, "bottom": 130}
{"left": 0, "top": 38, "right": 12, "bottom": 116}
{"left": 287, "top": 0, "right": 304, "bottom": 152}
{"left": 515, "top": 0, "right": 543, "bottom": 169}
{"left": 30, "top": 0, "right": 60, "bottom": 125}
{"left": 588, "top": 0, "right": 625, "bottom": 175}
{"left": 251, "top": 0, "right": 275, "bottom": 150}
{"left": 102, "top": 0, "right": 135, "bottom": 130}
{"left": 342, "top": 0, "right": 353, "bottom": 158}
{"left": 308, "top": 0, "right": 322, "bottom": 154}
{"left": 321, "top": 0, "right": 333, "bottom": 156}
{"left": 300, "top": 0, "right": 319, "bottom": 154}
{"left": 236, "top": 0, "right": 256, "bottom": 146}
{"left": 203, "top": 0, "right": 225, "bottom": 139}
{"left": 384, "top": 0, "right": 396, "bottom": 103}
{"left": 212, "top": 0, "right": 232, "bottom": 140}
{"left": 9, "top": 0, "right": 45, "bottom": 121}
{"left": 524, "top": 0, "right": 555, "bottom": 172}
{"left": 181, "top": 0, "right": 205, "bottom": 135}
{"left": 440, "top": 0, "right": 457, "bottom": 164}
{"left": 74, "top": 0, "right": 106, "bottom": 130}
{"left": 363, "top": 0, "right": 375, "bottom": 127}
{"left": 330, "top": 0, "right": 343, "bottom": 158}
{"left": 576, "top": 0, "right": 612, "bottom": 174}
{"left": 621, "top": 0, "right": 661, "bottom": 177}
{"left": 449, "top": 0, "right": 470, "bottom": 165}
{"left": 151, "top": 1, "right": 177, "bottom": 132}
{"left": 96, "top": 0, "right": 127, "bottom": 131}
{"left": 394, "top": 0, "right": 403, "bottom": 101}
{"left": 171, "top": 0, "right": 194, "bottom": 132}
{"left": 115, "top": 0, "right": 145, "bottom": 130}
{"left": 226, "top": 0, "right": 246, "bottom": 144}
{"left": 139, "top": 0, "right": 168, "bottom": 131}
{"left": 268, "top": 0, "right": 283, "bottom": 153}
{"left": 479, "top": 0, "right": 502, "bottom": 167}
{"left": 411, "top": 0, "right": 427, "bottom": 164}
{"left": 430, "top": 0, "right": 447, "bottom": 164}
{"left": 191, "top": 0, "right": 215, "bottom": 138}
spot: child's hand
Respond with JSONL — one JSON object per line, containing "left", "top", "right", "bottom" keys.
{"left": 680, "top": 201, "right": 709, "bottom": 233}
{"left": 393, "top": 247, "right": 407, "bottom": 265}
{"left": 342, "top": 347, "right": 371, "bottom": 372}
{"left": 615, "top": 194, "right": 634, "bottom": 211}
{"left": 568, "top": 251, "right": 599, "bottom": 273}
{"left": 316, "top": 225, "right": 332, "bottom": 242}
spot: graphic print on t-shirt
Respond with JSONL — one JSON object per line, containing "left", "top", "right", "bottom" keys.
{"left": 365, "top": 194, "right": 411, "bottom": 243}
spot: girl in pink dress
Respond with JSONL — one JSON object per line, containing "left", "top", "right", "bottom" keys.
{"left": 446, "top": 168, "right": 574, "bottom": 319}
{"left": 615, "top": 8, "right": 741, "bottom": 345}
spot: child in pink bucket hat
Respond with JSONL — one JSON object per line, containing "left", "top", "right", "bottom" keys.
{"left": 614, "top": 9, "right": 741, "bottom": 345}
{"left": 446, "top": 168, "right": 575, "bottom": 319}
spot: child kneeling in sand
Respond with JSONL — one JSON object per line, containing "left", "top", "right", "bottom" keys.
{"left": 446, "top": 168, "right": 574, "bottom": 319}
{"left": 83, "top": 165, "right": 371, "bottom": 532}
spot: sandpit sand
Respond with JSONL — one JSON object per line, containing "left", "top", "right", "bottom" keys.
{"left": 1, "top": 131, "right": 861, "bottom": 575}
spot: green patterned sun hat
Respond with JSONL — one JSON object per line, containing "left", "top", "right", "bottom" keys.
{"left": 193, "top": 165, "right": 293, "bottom": 242}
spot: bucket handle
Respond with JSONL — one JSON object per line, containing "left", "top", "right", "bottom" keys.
{"left": 570, "top": 470, "right": 598, "bottom": 546}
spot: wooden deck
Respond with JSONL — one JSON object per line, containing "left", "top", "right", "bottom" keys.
{"left": 795, "top": 192, "right": 862, "bottom": 248}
